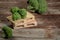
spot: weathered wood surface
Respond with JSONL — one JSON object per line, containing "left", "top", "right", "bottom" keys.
{"left": 0, "top": 0, "right": 60, "bottom": 40}
{"left": 13, "top": 29, "right": 46, "bottom": 38}
{"left": 0, "top": 28, "right": 57, "bottom": 40}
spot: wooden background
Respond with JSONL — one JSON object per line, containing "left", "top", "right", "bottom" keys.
{"left": 0, "top": 0, "right": 60, "bottom": 40}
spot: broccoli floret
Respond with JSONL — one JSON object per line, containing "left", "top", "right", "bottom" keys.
{"left": 2, "top": 26, "right": 12, "bottom": 38}
{"left": 19, "top": 9, "right": 27, "bottom": 19}
{"left": 27, "top": 0, "right": 47, "bottom": 14}
{"left": 11, "top": 7, "right": 20, "bottom": 13}
{"left": 12, "top": 12, "right": 21, "bottom": 21}
{"left": 37, "top": 0, "right": 47, "bottom": 13}
{"left": 10, "top": 7, "right": 27, "bottom": 21}
{"left": 27, "top": 0, "right": 39, "bottom": 10}
{"left": 10, "top": 7, "right": 21, "bottom": 21}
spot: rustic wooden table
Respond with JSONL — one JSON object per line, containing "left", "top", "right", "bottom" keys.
{"left": 0, "top": 0, "right": 60, "bottom": 40}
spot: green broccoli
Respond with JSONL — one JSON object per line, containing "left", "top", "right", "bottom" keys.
{"left": 27, "top": 0, "right": 47, "bottom": 14}
{"left": 27, "top": 0, "right": 39, "bottom": 10}
{"left": 10, "top": 7, "right": 27, "bottom": 21}
{"left": 2, "top": 26, "right": 12, "bottom": 38}
{"left": 37, "top": 0, "right": 47, "bottom": 13}
{"left": 11, "top": 7, "right": 20, "bottom": 13}
{"left": 10, "top": 7, "right": 21, "bottom": 21}
{"left": 12, "top": 12, "right": 21, "bottom": 21}
{"left": 19, "top": 9, "right": 27, "bottom": 19}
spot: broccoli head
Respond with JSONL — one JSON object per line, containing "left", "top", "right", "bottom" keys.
{"left": 11, "top": 7, "right": 20, "bottom": 13}
{"left": 2, "top": 26, "right": 12, "bottom": 38}
{"left": 27, "top": 0, "right": 48, "bottom": 14}
{"left": 27, "top": 0, "right": 39, "bottom": 10}
{"left": 12, "top": 12, "right": 21, "bottom": 21}
{"left": 19, "top": 9, "right": 27, "bottom": 19}
{"left": 10, "top": 7, "right": 27, "bottom": 21}
{"left": 37, "top": 0, "right": 47, "bottom": 13}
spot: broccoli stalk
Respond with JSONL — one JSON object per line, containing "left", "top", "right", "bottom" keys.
{"left": 2, "top": 26, "right": 12, "bottom": 38}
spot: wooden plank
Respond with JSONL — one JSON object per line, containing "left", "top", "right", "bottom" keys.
{"left": 0, "top": 0, "right": 28, "bottom": 2}
{"left": 0, "top": 28, "right": 46, "bottom": 38}
{"left": 0, "top": 38, "right": 56, "bottom": 40}
{"left": 0, "top": 28, "right": 56, "bottom": 40}
{"left": 0, "top": 38, "right": 46, "bottom": 40}
{"left": 0, "top": 0, "right": 27, "bottom": 10}
{"left": 13, "top": 29, "right": 49, "bottom": 38}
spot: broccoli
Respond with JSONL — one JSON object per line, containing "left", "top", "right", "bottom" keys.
{"left": 27, "top": 0, "right": 47, "bottom": 14}
{"left": 2, "top": 26, "right": 12, "bottom": 38}
{"left": 11, "top": 7, "right": 27, "bottom": 21}
{"left": 27, "top": 0, "right": 39, "bottom": 10}
{"left": 11, "top": 7, "right": 20, "bottom": 13}
{"left": 19, "top": 9, "right": 27, "bottom": 19}
{"left": 11, "top": 7, "right": 21, "bottom": 21}
{"left": 12, "top": 12, "right": 21, "bottom": 21}
{"left": 37, "top": 0, "right": 47, "bottom": 13}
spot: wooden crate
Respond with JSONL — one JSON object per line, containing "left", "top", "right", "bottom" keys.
{"left": 7, "top": 12, "right": 37, "bottom": 29}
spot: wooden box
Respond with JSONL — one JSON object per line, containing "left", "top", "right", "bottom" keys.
{"left": 7, "top": 12, "right": 37, "bottom": 29}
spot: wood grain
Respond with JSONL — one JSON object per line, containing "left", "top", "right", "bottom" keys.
{"left": 0, "top": 0, "right": 60, "bottom": 40}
